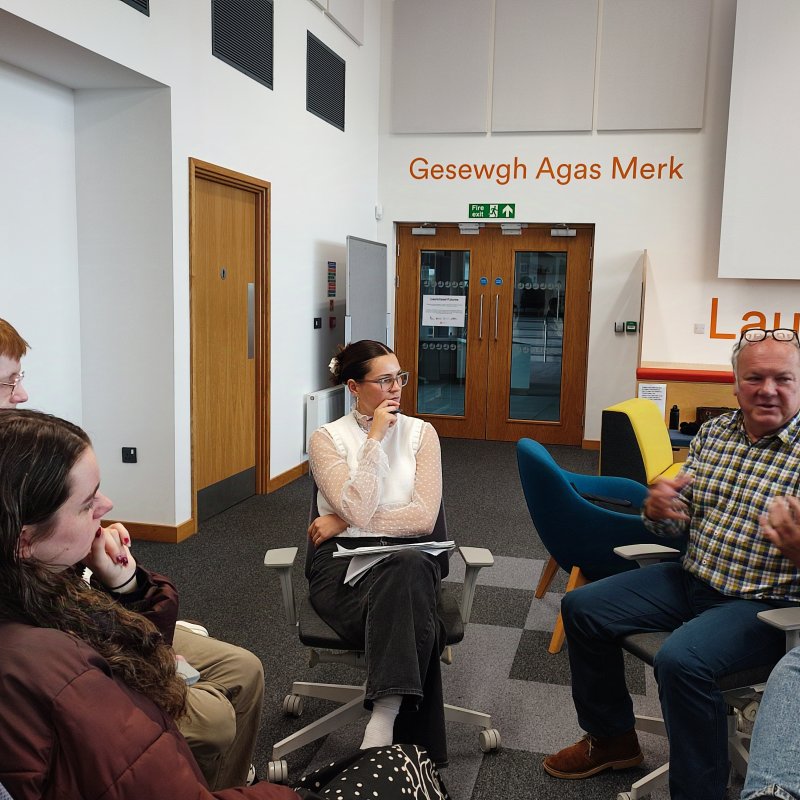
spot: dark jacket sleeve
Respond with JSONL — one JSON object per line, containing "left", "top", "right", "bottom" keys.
{"left": 0, "top": 629, "right": 302, "bottom": 800}
{"left": 92, "top": 566, "right": 180, "bottom": 646}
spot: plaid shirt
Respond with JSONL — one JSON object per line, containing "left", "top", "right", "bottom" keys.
{"left": 643, "top": 409, "right": 800, "bottom": 601}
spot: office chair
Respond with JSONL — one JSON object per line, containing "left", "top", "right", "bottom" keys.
{"left": 613, "top": 544, "right": 800, "bottom": 800}
{"left": 517, "top": 438, "right": 678, "bottom": 653}
{"left": 263, "top": 485, "right": 500, "bottom": 782}
{"left": 601, "top": 398, "right": 684, "bottom": 485}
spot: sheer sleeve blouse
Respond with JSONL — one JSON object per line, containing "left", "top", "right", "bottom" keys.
{"left": 308, "top": 418, "right": 442, "bottom": 536}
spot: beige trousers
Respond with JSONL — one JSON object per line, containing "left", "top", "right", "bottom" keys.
{"left": 173, "top": 625, "right": 265, "bottom": 790}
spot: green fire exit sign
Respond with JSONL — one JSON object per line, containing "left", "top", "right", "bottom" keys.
{"left": 469, "top": 203, "right": 515, "bottom": 219}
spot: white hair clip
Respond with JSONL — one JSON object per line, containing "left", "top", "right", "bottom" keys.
{"left": 328, "top": 357, "right": 338, "bottom": 374}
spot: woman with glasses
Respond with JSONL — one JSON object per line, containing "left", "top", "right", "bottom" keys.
{"left": 307, "top": 340, "right": 448, "bottom": 764}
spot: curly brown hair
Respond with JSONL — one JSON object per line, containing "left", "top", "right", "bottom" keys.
{"left": 0, "top": 410, "right": 186, "bottom": 719}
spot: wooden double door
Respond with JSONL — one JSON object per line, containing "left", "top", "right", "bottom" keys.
{"left": 394, "top": 224, "right": 592, "bottom": 444}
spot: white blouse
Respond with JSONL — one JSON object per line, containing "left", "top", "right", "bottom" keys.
{"left": 308, "top": 410, "right": 442, "bottom": 537}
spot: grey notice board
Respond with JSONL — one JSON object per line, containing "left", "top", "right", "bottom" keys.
{"left": 345, "top": 236, "right": 388, "bottom": 344}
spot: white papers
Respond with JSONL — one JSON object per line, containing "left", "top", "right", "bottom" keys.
{"left": 637, "top": 383, "right": 667, "bottom": 418}
{"left": 421, "top": 295, "right": 466, "bottom": 327}
{"left": 333, "top": 541, "right": 456, "bottom": 586}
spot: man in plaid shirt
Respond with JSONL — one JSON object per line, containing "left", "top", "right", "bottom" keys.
{"left": 545, "top": 330, "right": 800, "bottom": 800}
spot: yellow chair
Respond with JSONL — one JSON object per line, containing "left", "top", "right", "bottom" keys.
{"left": 600, "top": 398, "right": 684, "bottom": 485}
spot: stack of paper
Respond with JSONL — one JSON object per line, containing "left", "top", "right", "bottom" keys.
{"left": 333, "top": 540, "right": 456, "bottom": 586}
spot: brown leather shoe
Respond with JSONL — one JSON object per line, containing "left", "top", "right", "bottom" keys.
{"left": 543, "top": 730, "right": 643, "bottom": 779}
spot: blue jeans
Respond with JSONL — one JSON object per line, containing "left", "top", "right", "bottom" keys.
{"left": 562, "top": 562, "right": 791, "bottom": 800}
{"left": 742, "top": 646, "right": 800, "bottom": 800}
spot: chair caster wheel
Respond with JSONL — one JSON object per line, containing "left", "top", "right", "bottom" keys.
{"left": 282, "top": 693, "right": 304, "bottom": 716}
{"left": 267, "top": 759, "right": 289, "bottom": 784}
{"left": 617, "top": 793, "right": 632, "bottom": 800}
{"left": 479, "top": 728, "right": 501, "bottom": 752}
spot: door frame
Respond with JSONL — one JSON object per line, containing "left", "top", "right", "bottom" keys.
{"left": 189, "top": 158, "right": 271, "bottom": 526}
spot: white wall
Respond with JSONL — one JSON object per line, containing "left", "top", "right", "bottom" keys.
{"left": 377, "top": 0, "right": 800, "bottom": 440}
{"left": 0, "top": 0, "right": 382, "bottom": 524}
{"left": 0, "top": 61, "right": 83, "bottom": 423}
{"left": 74, "top": 87, "right": 175, "bottom": 522}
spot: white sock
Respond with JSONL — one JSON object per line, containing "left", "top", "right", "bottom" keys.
{"left": 360, "top": 694, "right": 402, "bottom": 750}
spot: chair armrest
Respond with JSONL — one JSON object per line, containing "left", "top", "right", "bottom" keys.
{"left": 458, "top": 546, "right": 494, "bottom": 624}
{"left": 758, "top": 607, "right": 800, "bottom": 652}
{"left": 264, "top": 547, "right": 299, "bottom": 626}
{"left": 613, "top": 544, "right": 682, "bottom": 568}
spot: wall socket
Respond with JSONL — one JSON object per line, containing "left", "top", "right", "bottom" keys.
{"left": 694, "top": 323, "right": 706, "bottom": 334}
{"left": 122, "top": 447, "right": 137, "bottom": 463}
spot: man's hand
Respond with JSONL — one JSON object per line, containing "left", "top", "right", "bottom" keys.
{"left": 308, "top": 513, "right": 349, "bottom": 547}
{"left": 761, "top": 496, "right": 800, "bottom": 568}
{"left": 644, "top": 474, "right": 694, "bottom": 521}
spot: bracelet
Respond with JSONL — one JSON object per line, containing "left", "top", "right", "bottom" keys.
{"left": 108, "top": 571, "right": 137, "bottom": 592}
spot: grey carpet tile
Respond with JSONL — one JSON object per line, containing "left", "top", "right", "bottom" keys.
{"left": 466, "top": 586, "right": 536, "bottom": 629}
{"left": 524, "top": 591, "right": 562, "bottom": 632}
{"left": 508, "top": 630, "right": 648, "bottom": 697}
{"left": 445, "top": 555, "right": 545, "bottom": 591}
{"left": 470, "top": 747, "right": 663, "bottom": 800}
{"left": 509, "top": 630, "right": 575, "bottom": 687}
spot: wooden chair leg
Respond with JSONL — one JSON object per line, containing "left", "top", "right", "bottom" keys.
{"left": 535, "top": 556, "right": 559, "bottom": 598}
{"left": 548, "top": 612, "right": 567, "bottom": 653}
{"left": 547, "top": 566, "right": 590, "bottom": 654}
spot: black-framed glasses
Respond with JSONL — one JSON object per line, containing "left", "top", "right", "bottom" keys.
{"left": 359, "top": 371, "right": 410, "bottom": 390}
{"left": 0, "top": 370, "right": 25, "bottom": 394}
{"left": 739, "top": 329, "right": 800, "bottom": 345}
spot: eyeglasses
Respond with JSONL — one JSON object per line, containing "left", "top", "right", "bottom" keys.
{"left": 739, "top": 329, "right": 800, "bottom": 345}
{"left": 359, "top": 371, "right": 410, "bottom": 390}
{"left": 0, "top": 370, "right": 25, "bottom": 394}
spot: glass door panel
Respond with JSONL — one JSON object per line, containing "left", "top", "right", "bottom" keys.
{"left": 417, "top": 250, "right": 469, "bottom": 416}
{"left": 510, "top": 252, "right": 567, "bottom": 421}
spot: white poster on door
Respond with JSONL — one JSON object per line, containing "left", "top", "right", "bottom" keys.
{"left": 421, "top": 295, "right": 466, "bottom": 327}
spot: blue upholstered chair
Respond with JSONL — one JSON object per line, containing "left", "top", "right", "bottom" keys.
{"left": 516, "top": 438, "right": 681, "bottom": 653}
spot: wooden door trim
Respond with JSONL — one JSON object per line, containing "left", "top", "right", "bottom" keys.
{"left": 189, "top": 158, "right": 271, "bottom": 532}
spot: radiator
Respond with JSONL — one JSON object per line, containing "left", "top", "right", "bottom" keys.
{"left": 304, "top": 385, "right": 346, "bottom": 453}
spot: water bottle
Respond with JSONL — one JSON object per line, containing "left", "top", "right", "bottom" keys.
{"left": 669, "top": 404, "right": 680, "bottom": 430}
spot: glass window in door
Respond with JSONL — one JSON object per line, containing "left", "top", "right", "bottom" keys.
{"left": 417, "top": 250, "right": 469, "bottom": 416}
{"left": 510, "top": 252, "right": 567, "bottom": 421}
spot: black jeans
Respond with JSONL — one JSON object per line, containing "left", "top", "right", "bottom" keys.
{"left": 309, "top": 538, "right": 447, "bottom": 764}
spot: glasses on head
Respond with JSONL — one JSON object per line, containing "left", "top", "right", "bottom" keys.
{"left": 739, "top": 329, "right": 800, "bottom": 346}
{"left": 359, "top": 371, "right": 410, "bottom": 390}
{"left": 0, "top": 370, "right": 25, "bottom": 394}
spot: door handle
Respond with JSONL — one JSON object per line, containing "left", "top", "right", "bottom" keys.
{"left": 478, "top": 295, "right": 484, "bottom": 340}
{"left": 494, "top": 294, "right": 499, "bottom": 340}
{"left": 247, "top": 283, "right": 255, "bottom": 359}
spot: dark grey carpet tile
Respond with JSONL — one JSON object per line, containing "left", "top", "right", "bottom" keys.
{"left": 509, "top": 630, "right": 575, "bottom": 686}
{"left": 508, "top": 630, "right": 647, "bottom": 695}
{"left": 470, "top": 747, "right": 648, "bottom": 800}
{"left": 468, "top": 585, "right": 534, "bottom": 629}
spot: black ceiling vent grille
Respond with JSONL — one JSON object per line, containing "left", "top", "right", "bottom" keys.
{"left": 212, "top": 0, "right": 274, "bottom": 90}
{"left": 307, "top": 32, "right": 345, "bottom": 131}
{"left": 118, "top": 0, "right": 149, "bottom": 14}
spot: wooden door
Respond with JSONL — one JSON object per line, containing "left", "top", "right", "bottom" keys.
{"left": 190, "top": 160, "right": 270, "bottom": 522}
{"left": 394, "top": 224, "right": 591, "bottom": 445}
{"left": 486, "top": 227, "right": 592, "bottom": 444}
{"left": 395, "top": 226, "right": 491, "bottom": 438}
